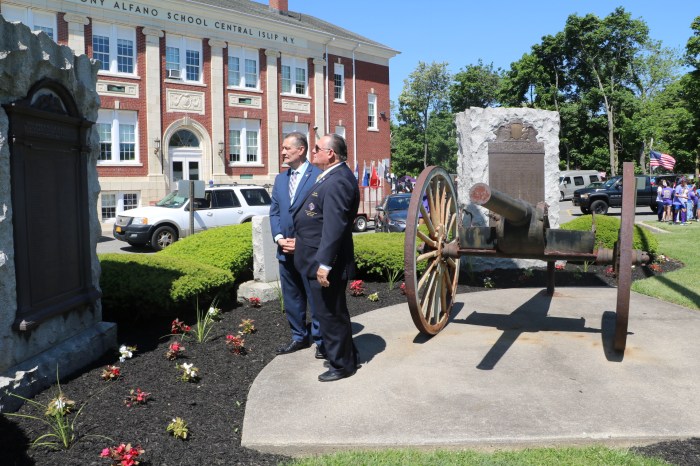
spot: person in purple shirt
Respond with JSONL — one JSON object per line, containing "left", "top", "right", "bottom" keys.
{"left": 673, "top": 179, "right": 689, "bottom": 224}
{"left": 688, "top": 183, "right": 698, "bottom": 222}
{"left": 661, "top": 181, "right": 674, "bottom": 223}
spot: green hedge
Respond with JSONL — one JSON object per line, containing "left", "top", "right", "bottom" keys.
{"left": 159, "top": 223, "right": 253, "bottom": 279}
{"left": 560, "top": 215, "right": 658, "bottom": 255}
{"left": 353, "top": 232, "right": 428, "bottom": 280}
{"left": 99, "top": 253, "right": 234, "bottom": 321}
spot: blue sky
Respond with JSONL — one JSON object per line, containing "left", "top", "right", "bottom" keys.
{"left": 297, "top": 1, "right": 698, "bottom": 104}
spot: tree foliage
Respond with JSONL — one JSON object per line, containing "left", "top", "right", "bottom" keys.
{"left": 390, "top": 10, "right": 700, "bottom": 179}
{"left": 396, "top": 62, "right": 451, "bottom": 169}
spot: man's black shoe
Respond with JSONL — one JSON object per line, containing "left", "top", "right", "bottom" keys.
{"left": 318, "top": 368, "right": 355, "bottom": 382}
{"left": 315, "top": 346, "right": 327, "bottom": 360}
{"left": 275, "top": 340, "right": 309, "bottom": 355}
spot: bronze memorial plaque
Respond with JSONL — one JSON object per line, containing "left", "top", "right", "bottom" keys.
{"left": 488, "top": 120, "right": 545, "bottom": 207}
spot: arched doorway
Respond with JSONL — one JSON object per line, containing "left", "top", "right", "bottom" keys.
{"left": 169, "top": 129, "right": 201, "bottom": 184}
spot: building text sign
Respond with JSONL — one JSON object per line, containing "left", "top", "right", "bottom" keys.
{"left": 71, "top": 0, "right": 303, "bottom": 46}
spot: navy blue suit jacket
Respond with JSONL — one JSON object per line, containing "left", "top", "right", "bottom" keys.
{"left": 269, "top": 162, "right": 322, "bottom": 262}
{"left": 293, "top": 162, "right": 360, "bottom": 279}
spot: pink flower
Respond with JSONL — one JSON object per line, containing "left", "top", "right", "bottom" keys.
{"left": 101, "top": 448, "right": 111, "bottom": 457}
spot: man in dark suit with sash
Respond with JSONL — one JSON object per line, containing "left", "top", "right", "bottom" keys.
{"left": 293, "top": 133, "right": 360, "bottom": 382}
{"left": 270, "top": 132, "right": 323, "bottom": 356}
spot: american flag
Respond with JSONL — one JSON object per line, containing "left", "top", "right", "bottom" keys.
{"left": 649, "top": 150, "right": 676, "bottom": 171}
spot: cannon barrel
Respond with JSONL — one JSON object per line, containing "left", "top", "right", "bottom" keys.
{"left": 469, "top": 183, "right": 534, "bottom": 226}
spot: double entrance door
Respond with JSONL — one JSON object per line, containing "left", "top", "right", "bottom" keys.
{"left": 171, "top": 149, "right": 201, "bottom": 184}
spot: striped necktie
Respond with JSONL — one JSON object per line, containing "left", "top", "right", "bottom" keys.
{"left": 289, "top": 170, "right": 298, "bottom": 200}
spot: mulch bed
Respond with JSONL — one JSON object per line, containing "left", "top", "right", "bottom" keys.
{"left": 2, "top": 258, "right": 698, "bottom": 466}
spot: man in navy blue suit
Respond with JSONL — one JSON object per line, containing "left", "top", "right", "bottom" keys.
{"left": 269, "top": 132, "right": 324, "bottom": 356}
{"left": 293, "top": 133, "right": 360, "bottom": 382}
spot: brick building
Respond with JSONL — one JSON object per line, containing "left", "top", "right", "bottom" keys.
{"left": 1, "top": 0, "right": 397, "bottom": 221}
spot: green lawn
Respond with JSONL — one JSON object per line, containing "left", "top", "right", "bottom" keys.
{"left": 632, "top": 221, "right": 700, "bottom": 311}
{"left": 286, "top": 446, "right": 667, "bottom": 465}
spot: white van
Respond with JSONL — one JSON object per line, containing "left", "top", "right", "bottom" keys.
{"left": 558, "top": 170, "right": 601, "bottom": 201}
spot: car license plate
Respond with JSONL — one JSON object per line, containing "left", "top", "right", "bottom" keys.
{"left": 115, "top": 226, "right": 122, "bottom": 233}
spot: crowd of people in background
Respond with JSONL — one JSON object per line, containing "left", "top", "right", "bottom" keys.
{"left": 655, "top": 177, "right": 698, "bottom": 225}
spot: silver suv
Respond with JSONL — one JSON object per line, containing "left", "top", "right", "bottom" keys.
{"left": 113, "top": 184, "right": 271, "bottom": 250}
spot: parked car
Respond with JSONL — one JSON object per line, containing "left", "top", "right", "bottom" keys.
{"left": 573, "top": 174, "right": 680, "bottom": 215}
{"left": 113, "top": 184, "right": 271, "bottom": 250}
{"left": 559, "top": 170, "right": 601, "bottom": 201}
{"left": 374, "top": 193, "right": 411, "bottom": 233}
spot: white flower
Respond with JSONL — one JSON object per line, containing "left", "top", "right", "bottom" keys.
{"left": 52, "top": 398, "right": 66, "bottom": 411}
{"left": 119, "top": 345, "right": 134, "bottom": 362}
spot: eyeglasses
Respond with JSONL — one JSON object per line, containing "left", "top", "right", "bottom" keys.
{"left": 313, "top": 146, "right": 332, "bottom": 153}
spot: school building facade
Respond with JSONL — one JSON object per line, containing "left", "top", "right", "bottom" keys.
{"left": 1, "top": 0, "right": 397, "bottom": 221}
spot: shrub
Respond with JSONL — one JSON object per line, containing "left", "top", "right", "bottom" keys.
{"left": 353, "top": 233, "right": 427, "bottom": 280}
{"left": 560, "top": 215, "right": 658, "bottom": 255}
{"left": 159, "top": 223, "right": 253, "bottom": 280}
{"left": 99, "top": 253, "right": 234, "bottom": 321}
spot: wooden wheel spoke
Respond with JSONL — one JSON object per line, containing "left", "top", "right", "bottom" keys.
{"left": 417, "top": 230, "right": 436, "bottom": 249}
{"left": 420, "top": 269, "right": 437, "bottom": 320}
{"left": 420, "top": 202, "right": 435, "bottom": 237}
{"left": 446, "top": 256, "right": 457, "bottom": 270}
{"left": 417, "top": 258, "right": 438, "bottom": 291}
{"left": 446, "top": 211, "right": 456, "bottom": 238}
{"left": 417, "top": 249, "right": 439, "bottom": 262}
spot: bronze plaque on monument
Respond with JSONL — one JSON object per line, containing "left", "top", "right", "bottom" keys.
{"left": 488, "top": 120, "right": 544, "bottom": 207}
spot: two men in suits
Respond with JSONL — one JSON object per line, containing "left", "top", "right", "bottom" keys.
{"left": 269, "top": 132, "right": 324, "bottom": 357}
{"left": 293, "top": 133, "right": 360, "bottom": 382}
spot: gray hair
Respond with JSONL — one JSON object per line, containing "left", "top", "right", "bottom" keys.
{"left": 326, "top": 133, "right": 348, "bottom": 162}
{"left": 284, "top": 131, "right": 308, "bottom": 154}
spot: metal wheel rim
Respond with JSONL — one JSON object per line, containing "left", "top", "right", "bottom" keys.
{"left": 404, "top": 166, "right": 460, "bottom": 335}
{"left": 614, "top": 163, "right": 635, "bottom": 352}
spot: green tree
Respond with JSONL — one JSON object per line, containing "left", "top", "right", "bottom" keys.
{"left": 449, "top": 59, "right": 502, "bottom": 111}
{"left": 562, "top": 7, "right": 650, "bottom": 175}
{"left": 396, "top": 61, "right": 451, "bottom": 168}
{"left": 682, "top": 16, "right": 700, "bottom": 176}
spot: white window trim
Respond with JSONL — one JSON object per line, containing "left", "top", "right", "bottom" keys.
{"left": 333, "top": 63, "right": 345, "bottom": 102}
{"left": 165, "top": 34, "right": 203, "bottom": 83}
{"left": 228, "top": 46, "right": 260, "bottom": 90}
{"left": 92, "top": 22, "right": 137, "bottom": 76}
{"left": 228, "top": 118, "right": 261, "bottom": 167}
{"left": 281, "top": 56, "right": 308, "bottom": 97}
{"left": 368, "top": 93, "right": 378, "bottom": 131}
{"left": 96, "top": 109, "right": 140, "bottom": 165}
{"left": 2, "top": 5, "right": 57, "bottom": 41}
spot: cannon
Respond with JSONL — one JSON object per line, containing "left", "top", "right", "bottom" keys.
{"left": 403, "top": 162, "right": 646, "bottom": 353}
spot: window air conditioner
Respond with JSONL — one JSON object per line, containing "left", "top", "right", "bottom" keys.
{"left": 167, "top": 69, "right": 181, "bottom": 79}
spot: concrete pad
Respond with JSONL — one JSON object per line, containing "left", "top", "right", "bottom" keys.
{"left": 242, "top": 288, "right": 700, "bottom": 456}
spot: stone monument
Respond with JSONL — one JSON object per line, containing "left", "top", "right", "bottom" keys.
{"left": 237, "top": 215, "right": 281, "bottom": 303}
{"left": 455, "top": 107, "right": 561, "bottom": 270}
{"left": 0, "top": 17, "right": 116, "bottom": 411}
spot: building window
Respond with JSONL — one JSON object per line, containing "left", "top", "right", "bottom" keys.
{"left": 229, "top": 119, "right": 260, "bottom": 164}
{"left": 97, "top": 109, "right": 138, "bottom": 163}
{"left": 334, "top": 63, "right": 345, "bottom": 101}
{"left": 92, "top": 22, "right": 136, "bottom": 75}
{"left": 101, "top": 192, "right": 139, "bottom": 221}
{"left": 282, "top": 122, "right": 310, "bottom": 142}
{"left": 2, "top": 5, "right": 56, "bottom": 41}
{"left": 368, "top": 93, "right": 377, "bottom": 130}
{"left": 281, "top": 56, "right": 307, "bottom": 96}
{"left": 228, "top": 47, "right": 259, "bottom": 89}
{"left": 101, "top": 193, "right": 116, "bottom": 220}
{"left": 335, "top": 125, "right": 346, "bottom": 139}
{"left": 123, "top": 193, "right": 138, "bottom": 210}
{"left": 166, "top": 34, "right": 202, "bottom": 82}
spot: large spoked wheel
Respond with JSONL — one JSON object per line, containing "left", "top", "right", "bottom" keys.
{"left": 404, "top": 166, "right": 460, "bottom": 335}
{"left": 613, "top": 163, "right": 635, "bottom": 352}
